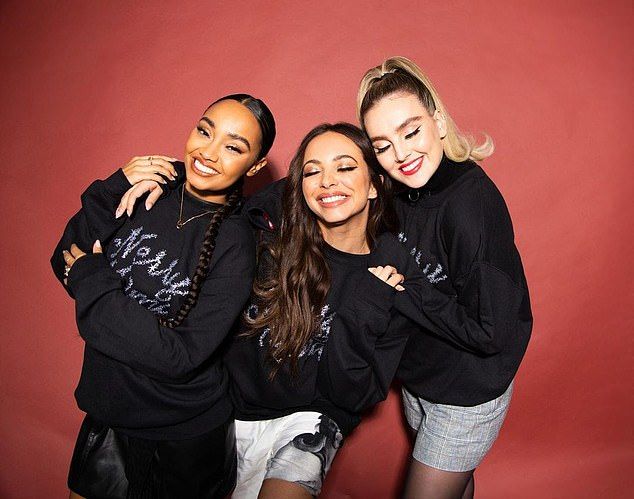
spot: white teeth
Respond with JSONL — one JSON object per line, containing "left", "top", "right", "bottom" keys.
{"left": 401, "top": 157, "right": 422, "bottom": 173}
{"left": 320, "top": 195, "right": 347, "bottom": 204}
{"left": 194, "top": 158, "right": 219, "bottom": 175}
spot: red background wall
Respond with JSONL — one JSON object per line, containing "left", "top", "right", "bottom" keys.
{"left": 1, "top": 1, "right": 632, "bottom": 497}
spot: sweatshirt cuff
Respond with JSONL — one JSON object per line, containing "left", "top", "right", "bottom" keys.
{"left": 103, "top": 168, "right": 133, "bottom": 196}
{"left": 350, "top": 270, "right": 397, "bottom": 313}
{"left": 158, "top": 161, "right": 186, "bottom": 198}
{"left": 67, "top": 253, "right": 114, "bottom": 291}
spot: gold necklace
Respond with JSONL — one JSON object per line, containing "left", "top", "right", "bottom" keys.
{"left": 176, "top": 186, "right": 213, "bottom": 229}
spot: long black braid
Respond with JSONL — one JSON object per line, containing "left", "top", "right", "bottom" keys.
{"left": 158, "top": 93, "right": 275, "bottom": 329}
{"left": 159, "top": 181, "right": 243, "bottom": 329}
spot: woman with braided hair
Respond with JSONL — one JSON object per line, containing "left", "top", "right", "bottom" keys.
{"left": 51, "top": 94, "right": 276, "bottom": 499}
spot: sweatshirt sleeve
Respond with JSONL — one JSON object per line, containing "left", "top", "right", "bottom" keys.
{"left": 396, "top": 177, "right": 532, "bottom": 356}
{"left": 81, "top": 161, "right": 185, "bottom": 209}
{"left": 51, "top": 165, "right": 186, "bottom": 292}
{"left": 66, "top": 218, "right": 256, "bottom": 383}
{"left": 320, "top": 236, "right": 417, "bottom": 413}
{"left": 243, "top": 178, "right": 286, "bottom": 231}
{"left": 50, "top": 169, "right": 131, "bottom": 291}
{"left": 79, "top": 168, "right": 133, "bottom": 241}
{"left": 78, "top": 163, "right": 184, "bottom": 240}
{"left": 320, "top": 271, "right": 399, "bottom": 413}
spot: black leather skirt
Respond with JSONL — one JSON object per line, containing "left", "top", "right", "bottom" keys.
{"left": 68, "top": 415, "right": 236, "bottom": 499}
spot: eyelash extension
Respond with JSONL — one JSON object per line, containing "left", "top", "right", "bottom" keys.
{"left": 405, "top": 127, "right": 421, "bottom": 139}
{"left": 374, "top": 126, "right": 420, "bottom": 154}
{"left": 196, "top": 127, "right": 242, "bottom": 154}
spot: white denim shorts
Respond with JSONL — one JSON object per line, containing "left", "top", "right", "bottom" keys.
{"left": 232, "top": 411, "right": 342, "bottom": 498}
{"left": 402, "top": 383, "right": 513, "bottom": 472}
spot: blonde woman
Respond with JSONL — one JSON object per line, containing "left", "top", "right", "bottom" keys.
{"left": 357, "top": 57, "right": 532, "bottom": 499}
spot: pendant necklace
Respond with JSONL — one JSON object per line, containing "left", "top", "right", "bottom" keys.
{"left": 176, "top": 186, "right": 213, "bottom": 229}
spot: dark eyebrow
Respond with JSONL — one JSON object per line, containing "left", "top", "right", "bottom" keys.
{"left": 370, "top": 116, "right": 423, "bottom": 142}
{"left": 227, "top": 132, "right": 251, "bottom": 150}
{"left": 333, "top": 154, "right": 358, "bottom": 164}
{"left": 200, "top": 117, "right": 215, "bottom": 128}
{"left": 303, "top": 159, "right": 321, "bottom": 168}
{"left": 199, "top": 117, "right": 251, "bottom": 150}
{"left": 303, "top": 154, "right": 359, "bottom": 168}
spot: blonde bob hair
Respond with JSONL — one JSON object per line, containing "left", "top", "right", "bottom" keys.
{"left": 357, "top": 56, "right": 493, "bottom": 162}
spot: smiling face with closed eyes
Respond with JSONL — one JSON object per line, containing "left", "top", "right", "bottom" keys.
{"left": 363, "top": 91, "right": 446, "bottom": 189}
{"left": 184, "top": 99, "right": 267, "bottom": 203}
{"left": 301, "top": 131, "right": 378, "bottom": 239}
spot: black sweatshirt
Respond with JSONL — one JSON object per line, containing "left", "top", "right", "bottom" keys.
{"left": 51, "top": 166, "right": 255, "bottom": 439}
{"left": 394, "top": 156, "right": 532, "bottom": 406}
{"left": 225, "top": 185, "right": 422, "bottom": 436}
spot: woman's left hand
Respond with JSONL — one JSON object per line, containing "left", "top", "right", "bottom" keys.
{"left": 368, "top": 265, "right": 405, "bottom": 291}
{"left": 62, "top": 240, "right": 102, "bottom": 285}
{"left": 115, "top": 180, "right": 164, "bottom": 218}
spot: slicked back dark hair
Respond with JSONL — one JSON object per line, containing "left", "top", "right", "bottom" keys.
{"left": 207, "top": 94, "right": 276, "bottom": 159}
{"left": 160, "top": 94, "right": 276, "bottom": 328}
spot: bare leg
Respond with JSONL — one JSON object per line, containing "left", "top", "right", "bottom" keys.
{"left": 258, "top": 478, "right": 313, "bottom": 499}
{"left": 69, "top": 492, "right": 85, "bottom": 499}
{"left": 403, "top": 460, "right": 474, "bottom": 499}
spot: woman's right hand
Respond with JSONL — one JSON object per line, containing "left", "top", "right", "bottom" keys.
{"left": 122, "top": 155, "right": 178, "bottom": 185}
{"left": 368, "top": 265, "right": 405, "bottom": 291}
{"left": 115, "top": 180, "right": 164, "bottom": 218}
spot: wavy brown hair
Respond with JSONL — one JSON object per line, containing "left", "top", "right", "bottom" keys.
{"left": 247, "top": 122, "right": 397, "bottom": 375}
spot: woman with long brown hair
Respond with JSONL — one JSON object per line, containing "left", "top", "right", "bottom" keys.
{"left": 225, "top": 122, "right": 421, "bottom": 498}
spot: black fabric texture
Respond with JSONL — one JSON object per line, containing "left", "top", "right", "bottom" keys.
{"left": 394, "top": 155, "right": 532, "bottom": 405}
{"left": 52, "top": 169, "right": 255, "bottom": 439}
{"left": 227, "top": 185, "right": 421, "bottom": 436}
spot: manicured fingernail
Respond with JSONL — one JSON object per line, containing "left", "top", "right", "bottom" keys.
{"left": 95, "top": 240, "right": 101, "bottom": 249}
{"left": 115, "top": 206, "right": 123, "bottom": 218}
